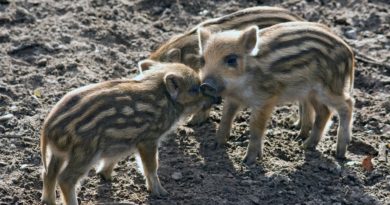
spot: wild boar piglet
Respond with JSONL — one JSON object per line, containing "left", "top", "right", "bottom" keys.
{"left": 41, "top": 60, "right": 215, "bottom": 205}
{"left": 198, "top": 22, "right": 355, "bottom": 165}
{"left": 144, "top": 6, "right": 310, "bottom": 128}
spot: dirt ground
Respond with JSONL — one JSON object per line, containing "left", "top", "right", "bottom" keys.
{"left": 0, "top": 0, "right": 389, "bottom": 204}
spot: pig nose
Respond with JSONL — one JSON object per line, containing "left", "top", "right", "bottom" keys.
{"left": 200, "top": 83, "right": 217, "bottom": 97}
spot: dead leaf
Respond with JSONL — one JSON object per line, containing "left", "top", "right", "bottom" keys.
{"left": 33, "top": 88, "right": 42, "bottom": 98}
{"left": 362, "top": 155, "right": 374, "bottom": 172}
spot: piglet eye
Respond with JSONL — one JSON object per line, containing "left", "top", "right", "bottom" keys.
{"left": 224, "top": 54, "right": 238, "bottom": 67}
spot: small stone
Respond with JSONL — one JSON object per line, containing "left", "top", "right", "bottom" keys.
{"left": 20, "top": 164, "right": 28, "bottom": 170}
{"left": 199, "top": 9, "right": 209, "bottom": 16}
{"left": 345, "top": 161, "right": 360, "bottom": 167}
{"left": 345, "top": 28, "right": 357, "bottom": 39}
{"left": 171, "top": 171, "right": 182, "bottom": 180}
{"left": 0, "top": 113, "right": 14, "bottom": 121}
{"left": 240, "top": 179, "right": 255, "bottom": 186}
{"left": 9, "top": 105, "right": 18, "bottom": 112}
{"left": 37, "top": 58, "right": 47, "bottom": 67}
{"left": 247, "top": 195, "right": 259, "bottom": 204}
{"left": 153, "top": 21, "right": 164, "bottom": 30}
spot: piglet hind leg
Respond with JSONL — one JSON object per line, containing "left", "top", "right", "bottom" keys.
{"left": 96, "top": 158, "right": 119, "bottom": 181}
{"left": 335, "top": 98, "right": 354, "bottom": 159}
{"left": 297, "top": 99, "right": 315, "bottom": 140}
{"left": 57, "top": 147, "right": 97, "bottom": 205}
{"left": 243, "top": 99, "right": 276, "bottom": 165}
{"left": 302, "top": 96, "right": 332, "bottom": 151}
{"left": 42, "top": 155, "right": 65, "bottom": 205}
{"left": 137, "top": 141, "right": 168, "bottom": 197}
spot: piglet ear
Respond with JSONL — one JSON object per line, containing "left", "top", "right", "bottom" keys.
{"left": 138, "top": 59, "right": 157, "bottom": 74}
{"left": 239, "top": 26, "right": 259, "bottom": 56}
{"left": 166, "top": 48, "right": 182, "bottom": 63}
{"left": 184, "top": 53, "right": 202, "bottom": 72}
{"left": 164, "top": 73, "right": 182, "bottom": 101}
{"left": 197, "top": 27, "right": 211, "bottom": 55}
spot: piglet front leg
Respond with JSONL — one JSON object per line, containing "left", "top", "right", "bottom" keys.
{"left": 137, "top": 142, "right": 168, "bottom": 197}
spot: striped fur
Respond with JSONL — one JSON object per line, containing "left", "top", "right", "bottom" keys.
{"left": 147, "top": 6, "right": 305, "bottom": 126}
{"left": 150, "top": 6, "right": 303, "bottom": 70}
{"left": 198, "top": 22, "right": 355, "bottom": 165}
{"left": 40, "top": 62, "right": 213, "bottom": 205}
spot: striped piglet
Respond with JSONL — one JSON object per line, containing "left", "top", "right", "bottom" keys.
{"left": 198, "top": 22, "right": 355, "bottom": 165}
{"left": 41, "top": 61, "right": 215, "bottom": 205}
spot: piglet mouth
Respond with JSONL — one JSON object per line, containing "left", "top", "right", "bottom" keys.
{"left": 200, "top": 83, "right": 217, "bottom": 97}
{"left": 200, "top": 77, "right": 223, "bottom": 106}
{"left": 200, "top": 95, "right": 222, "bottom": 110}
{"left": 200, "top": 84, "right": 222, "bottom": 107}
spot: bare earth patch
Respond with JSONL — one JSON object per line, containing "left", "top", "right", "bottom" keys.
{"left": 0, "top": 0, "right": 389, "bottom": 204}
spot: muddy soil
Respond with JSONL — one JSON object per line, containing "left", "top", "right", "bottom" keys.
{"left": 0, "top": 0, "right": 389, "bottom": 204}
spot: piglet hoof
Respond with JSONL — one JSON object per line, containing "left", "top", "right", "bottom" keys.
{"left": 242, "top": 154, "right": 257, "bottom": 166}
{"left": 151, "top": 186, "right": 169, "bottom": 198}
{"left": 294, "top": 132, "right": 308, "bottom": 141}
{"left": 335, "top": 155, "right": 346, "bottom": 160}
{"left": 41, "top": 199, "right": 55, "bottom": 205}
{"left": 41, "top": 192, "right": 56, "bottom": 205}
{"left": 335, "top": 150, "right": 347, "bottom": 160}
{"left": 292, "top": 119, "right": 301, "bottom": 129}
{"left": 98, "top": 172, "right": 113, "bottom": 181}
{"left": 302, "top": 140, "right": 316, "bottom": 151}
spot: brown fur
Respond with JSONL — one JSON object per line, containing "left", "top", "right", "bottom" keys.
{"left": 198, "top": 22, "right": 355, "bottom": 165}
{"left": 40, "top": 61, "right": 214, "bottom": 205}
